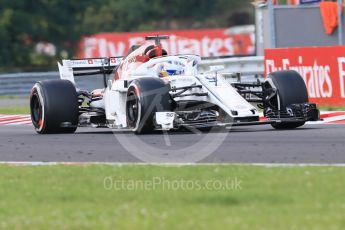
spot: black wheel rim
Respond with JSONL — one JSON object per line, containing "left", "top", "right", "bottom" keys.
{"left": 127, "top": 91, "right": 139, "bottom": 126}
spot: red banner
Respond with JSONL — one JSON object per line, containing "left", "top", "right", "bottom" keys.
{"left": 265, "top": 46, "right": 345, "bottom": 106}
{"left": 77, "top": 29, "right": 254, "bottom": 58}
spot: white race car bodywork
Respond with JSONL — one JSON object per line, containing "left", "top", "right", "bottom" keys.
{"left": 58, "top": 54, "right": 259, "bottom": 131}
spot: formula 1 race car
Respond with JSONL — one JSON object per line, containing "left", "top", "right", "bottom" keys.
{"left": 30, "top": 35, "right": 320, "bottom": 134}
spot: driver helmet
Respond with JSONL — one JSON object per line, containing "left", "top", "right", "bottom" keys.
{"left": 156, "top": 62, "right": 184, "bottom": 78}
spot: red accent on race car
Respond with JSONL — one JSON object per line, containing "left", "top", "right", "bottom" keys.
{"left": 88, "top": 60, "right": 93, "bottom": 64}
{"left": 113, "top": 42, "right": 155, "bottom": 81}
{"left": 38, "top": 119, "right": 43, "bottom": 128}
{"left": 154, "top": 46, "right": 163, "bottom": 57}
{"left": 133, "top": 84, "right": 140, "bottom": 97}
{"left": 259, "top": 116, "right": 268, "bottom": 121}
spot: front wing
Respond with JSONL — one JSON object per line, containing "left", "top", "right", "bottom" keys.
{"left": 154, "top": 103, "right": 320, "bottom": 130}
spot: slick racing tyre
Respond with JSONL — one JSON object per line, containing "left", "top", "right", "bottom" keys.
{"left": 265, "top": 70, "right": 308, "bottom": 129}
{"left": 126, "top": 77, "right": 173, "bottom": 134}
{"left": 30, "top": 80, "right": 79, "bottom": 134}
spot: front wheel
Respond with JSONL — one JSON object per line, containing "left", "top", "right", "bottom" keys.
{"left": 264, "top": 70, "right": 308, "bottom": 129}
{"left": 126, "top": 78, "right": 173, "bottom": 134}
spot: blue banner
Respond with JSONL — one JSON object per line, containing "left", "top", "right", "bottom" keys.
{"left": 299, "top": 0, "right": 321, "bottom": 4}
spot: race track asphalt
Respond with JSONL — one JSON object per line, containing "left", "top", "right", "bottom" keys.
{"left": 0, "top": 124, "right": 344, "bottom": 164}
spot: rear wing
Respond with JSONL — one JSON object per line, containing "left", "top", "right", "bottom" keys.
{"left": 58, "top": 57, "right": 122, "bottom": 84}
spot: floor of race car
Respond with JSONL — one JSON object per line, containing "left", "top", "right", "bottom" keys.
{"left": 0, "top": 123, "right": 344, "bottom": 164}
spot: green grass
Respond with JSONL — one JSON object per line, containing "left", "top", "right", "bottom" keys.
{"left": 319, "top": 105, "right": 345, "bottom": 111}
{"left": 0, "top": 105, "right": 30, "bottom": 115}
{"left": 0, "top": 96, "right": 29, "bottom": 114}
{"left": 0, "top": 164, "right": 345, "bottom": 229}
{"left": 0, "top": 95, "right": 27, "bottom": 100}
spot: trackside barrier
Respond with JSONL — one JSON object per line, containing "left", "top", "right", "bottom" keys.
{"left": 199, "top": 56, "right": 264, "bottom": 76}
{"left": 0, "top": 72, "right": 108, "bottom": 95}
{"left": 0, "top": 72, "right": 58, "bottom": 95}
{"left": 0, "top": 56, "right": 265, "bottom": 95}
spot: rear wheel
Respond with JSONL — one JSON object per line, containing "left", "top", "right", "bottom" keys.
{"left": 126, "top": 78, "right": 172, "bottom": 134}
{"left": 265, "top": 70, "right": 308, "bottom": 129}
{"left": 30, "top": 80, "right": 79, "bottom": 134}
